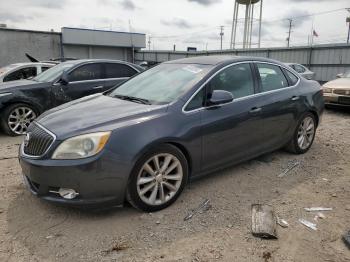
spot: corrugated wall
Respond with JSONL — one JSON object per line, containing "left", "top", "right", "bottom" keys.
{"left": 135, "top": 44, "right": 350, "bottom": 82}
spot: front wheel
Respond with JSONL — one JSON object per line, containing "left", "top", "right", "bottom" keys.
{"left": 285, "top": 113, "right": 316, "bottom": 154}
{"left": 0, "top": 103, "right": 38, "bottom": 136}
{"left": 126, "top": 144, "right": 188, "bottom": 212}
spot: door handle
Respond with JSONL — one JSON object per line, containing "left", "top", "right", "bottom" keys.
{"left": 249, "top": 107, "right": 262, "bottom": 114}
{"left": 291, "top": 96, "right": 300, "bottom": 101}
{"left": 93, "top": 85, "right": 104, "bottom": 89}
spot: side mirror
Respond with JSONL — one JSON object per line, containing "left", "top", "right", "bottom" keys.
{"left": 60, "top": 71, "right": 69, "bottom": 85}
{"left": 336, "top": 73, "right": 343, "bottom": 78}
{"left": 208, "top": 90, "right": 234, "bottom": 106}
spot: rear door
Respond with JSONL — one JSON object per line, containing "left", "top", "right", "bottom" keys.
{"left": 253, "top": 62, "right": 301, "bottom": 150}
{"left": 199, "top": 62, "right": 266, "bottom": 172}
{"left": 104, "top": 63, "right": 138, "bottom": 90}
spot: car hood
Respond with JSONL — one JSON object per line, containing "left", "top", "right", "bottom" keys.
{"left": 36, "top": 94, "right": 168, "bottom": 139}
{"left": 323, "top": 78, "right": 350, "bottom": 89}
{"left": 0, "top": 79, "right": 47, "bottom": 92}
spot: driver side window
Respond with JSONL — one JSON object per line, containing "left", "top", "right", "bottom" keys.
{"left": 208, "top": 63, "right": 255, "bottom": 99}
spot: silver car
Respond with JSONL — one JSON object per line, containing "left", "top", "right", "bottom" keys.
{"left": 286, "top": 63, "right": 315, "bottom": 80}
{"left": 0, "top": 62, "right": 55, "bottom": 82}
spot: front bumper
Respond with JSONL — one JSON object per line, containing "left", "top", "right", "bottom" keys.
{"left": 19, "top": 149, "right": 131, "bottom": 208}
{"left": 323, "top": 93, "right": 350, "bottom": 106}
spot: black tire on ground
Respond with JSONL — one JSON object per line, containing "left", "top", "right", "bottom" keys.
{"left": 0, "top": 103, "right": 38, "bottom": 136}
{"left": 285, "top": 112, "right": 316, "bottom": 154}
{"left": 126, "top": 144, "right": 189, "bottom": 212}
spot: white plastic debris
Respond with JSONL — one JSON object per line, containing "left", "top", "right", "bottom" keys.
{"left": 277, "top": 217, "right": 289, "bottom": 228}
{"left": 299, "top": 219, "right": 317, "bottom": 231}
{"left": 304, "top": 207, "right": 333, "bottom": 212}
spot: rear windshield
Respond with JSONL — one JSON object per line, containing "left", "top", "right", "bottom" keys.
{"left": 33, "top": 62, "right": 77, "bottom": 82}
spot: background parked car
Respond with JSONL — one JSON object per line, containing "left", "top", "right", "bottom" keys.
{"left": 0, "top": 59, "right": 143, "bottom": 135}
{"left": 286, "top": 63, "right": 315, "bottom": 80}
{"left": 0, "top": 62, "right": 55, "bottom": 82}
{"left": 18, "top": 56, "right": 324, "bottom": 212}
{"left": 322, "top": 70, "right": 350, "bottom": 107}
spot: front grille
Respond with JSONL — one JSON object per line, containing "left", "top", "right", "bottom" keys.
{"left": 23, "top": 123, "right": 55, "bottom": 157}
{"left": 334, "top": 89, "right": 350, "bottom": 96}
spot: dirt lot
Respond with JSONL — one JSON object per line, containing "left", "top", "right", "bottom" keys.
{"left": 0, "top": 108, "right": 349, "bottom": 262}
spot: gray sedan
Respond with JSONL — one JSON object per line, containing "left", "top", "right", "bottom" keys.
{"left": 286, "top": 63, "right": 315, "bottom": 80}
{"left": 19, "top": 56, "right": 324, "bottom": 211}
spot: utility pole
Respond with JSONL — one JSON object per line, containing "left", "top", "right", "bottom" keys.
{"left": 220, "top": 26, "right": 224, "bottom": 50}
{"left": 287, "top": 19, "right": 293, "bottom": 47}
{"left": 147, "top": 36, "right": 152, "bottom": 50}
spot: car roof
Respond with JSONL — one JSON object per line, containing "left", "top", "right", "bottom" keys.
{"left": 4, "top": 62, "right": 55, "bottom": 67}
{"left": 164, "top": 55, "right": 288, "bottom": 67}
{"left": 68, "top": 59, "right": 137, "bottom": 65}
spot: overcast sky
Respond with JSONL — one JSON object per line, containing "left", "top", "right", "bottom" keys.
{"left": 0, "top": 0, "right": 349, "bottom": 50}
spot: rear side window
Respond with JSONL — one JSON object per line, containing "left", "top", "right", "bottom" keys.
{"left": 284, "top": 69, "right": 299, "bottom": 86}
{"left": 3, "top": 67, "right": 37, "bottom": 82}
{"left": 209, "top": 63, "right": 255, "bottom": 99}
{"left": 256, "top": 63, "right": 288, "bottom": 92}
{"left": 105, "top": 63, "right": 137, "bottom": 78}
{"left": 69, "top": 63, "right": 103, "bottom": 82}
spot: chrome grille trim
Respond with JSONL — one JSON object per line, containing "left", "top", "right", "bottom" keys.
{"left": 21, "top": 122, "right": 56, "bottom": 159}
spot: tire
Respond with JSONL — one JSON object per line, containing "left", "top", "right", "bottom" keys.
{"left": 0, "top": 103, "right": 38, "bottom": 136}
{"left": 126, "top": 144, "right": 189, "bottom": 212}
{"left": 285, "top": 112, "right": 316, "bottom": 154}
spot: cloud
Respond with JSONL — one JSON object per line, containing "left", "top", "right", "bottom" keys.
{"left": 120, "top": 0, "right": 136, "bottom": 10}
{"left": 26, "top": 0, "right": 66, "bottom": 9}
{"left": 0, "top": 12, "right": 33, "bottom": 23}
{"left": 161, "top": 18, "right": 195, "bottom": 29}
{"left": 188, "top": 0, "right": 221, "bottom": 6}
{"left": 283, "top": 9, "right": 311, "bottom": 27}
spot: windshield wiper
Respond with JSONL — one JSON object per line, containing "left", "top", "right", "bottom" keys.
{"left": 112, "top": 94, "right": 151, "bottom": 105}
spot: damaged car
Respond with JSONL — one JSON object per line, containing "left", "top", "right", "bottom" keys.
{"left": 0, "top": 59, "right": 143, "bottom": 135}
{"left": 19, "top": 56, "right": 324, "bottom": 212}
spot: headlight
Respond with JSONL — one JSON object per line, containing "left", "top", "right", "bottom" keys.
{"left": 322, "top": 87, "right": 332, "bottom": 93}
{"left": 52, "top": 132, "right": 111, "bottom": 159}
{"left": 0, "top": 92, "right": 12, "bottom": 97}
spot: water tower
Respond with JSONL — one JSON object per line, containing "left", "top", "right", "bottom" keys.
{"left": 230, "top": 0, "right": 263, "bottom": 49}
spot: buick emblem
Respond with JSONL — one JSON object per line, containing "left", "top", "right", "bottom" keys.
{"left": 24, "top": 133, "right": 31, "bottom": 147}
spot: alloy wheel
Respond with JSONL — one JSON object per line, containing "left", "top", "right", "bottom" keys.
{"left": 7, "top": 106, "right": 36, "bottom": 135}
{"left": 136, "top": 153, "right": 183, "bottom": 206}
{"left": 297, "top": 116, "right": 315, "bottom": 150}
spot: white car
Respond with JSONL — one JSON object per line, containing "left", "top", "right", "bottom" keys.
{"left": 0, "top": 62, "right": 55, "bottom": 82}
{"left": 286, "top": 63, "right": 315, "bottom": 80}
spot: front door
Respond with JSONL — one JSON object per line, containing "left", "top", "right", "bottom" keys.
{"left": 52, "top": 63, "right": 105, "bottom": 106}
{"left": 200, "top": 63, "right": 266, "bottom": 172}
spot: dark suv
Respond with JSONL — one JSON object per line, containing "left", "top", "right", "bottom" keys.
{"left": 0, "top": 59, "right": 142, "bottom": 135}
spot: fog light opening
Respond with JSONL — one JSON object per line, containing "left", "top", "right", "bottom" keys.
{"left": 58, "top": 188, "right": 79, "bottom": 199}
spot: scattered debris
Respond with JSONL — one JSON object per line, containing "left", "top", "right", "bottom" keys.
{"left": 45, "top": 233, "right": 63, "bottom": 239}
{"left": 184, "top": 199, "right": 211, "bottom": 221}
{"left": 278, "top": 160, "right": 300, "bottom": 177}
{"left": 299, "top": 219, "right": 317, "bottom": 231}
{"left": 314, "top": 212, "right": 325, "bottom": 221}
{"left": 277, "top": 217, "right": 289, "bottom": 228}
{"left": 343, "top": 231, "right": 350, "bottom": 250}
{"left": 103, "top": 242, "right": 130, "bottom": 254}
{"left": 262, "top": 251, "right": 272, "bottom": 262}
{"left": 251, "top": 204, "right": 278, "bottom": 239}
{"left": 345, "top": 205, "right": 350, "bottom": 211}
{"left": 331, "top": 193, "right": 337, "bottom": 198}
{"left": 304, "top": 207, "right": 333, "bottom": 212}
{"left": 156, "top": 220, "right": 161, "bottom": 225}
{"left": 322, "top": 178, "right": 329, "bottom": 182}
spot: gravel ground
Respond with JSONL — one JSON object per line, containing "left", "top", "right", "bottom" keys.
{"left": 0, "top": 108, "right": 349, "bottom": 262}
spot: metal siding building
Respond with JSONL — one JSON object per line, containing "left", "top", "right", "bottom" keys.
{"left": 135, "top": 44, "right": 350, "bottom": 82}
{"left": 0, "top": 27, "right": 146, "bottom": 67}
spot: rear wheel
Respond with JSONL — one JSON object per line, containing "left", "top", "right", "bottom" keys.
{"left": 0, "top": 103, "right": 37, "bottom": 136}
{"left": 285, "top": 113, "right": 316, "bottom": 154}
{"left": 126, "top": 144, "right": 188, "bottom": 212}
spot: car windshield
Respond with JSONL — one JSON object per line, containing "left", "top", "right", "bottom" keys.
{"left": 108, "top": 63, "right": 212, "bottom": 104}
{"left": 33, "top": 62, "right": 77, "bottom": 82}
